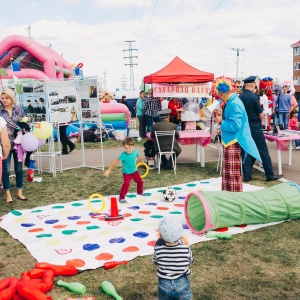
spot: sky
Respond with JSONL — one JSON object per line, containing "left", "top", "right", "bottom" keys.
{"left": 0, "top": 0, "right": 300, "bottom": 92}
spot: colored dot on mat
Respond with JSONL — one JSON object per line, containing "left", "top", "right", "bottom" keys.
{"left": 122, "top": 246, "right": 139, "bottom": 252}
{"left": 138, "top": 211, "right": 151, "bottom": 214}
{"left": 95, "top": 253, "right": 114, "bottom": 261}
{"left": 53, "top": 225, "right": 68, "bottom": 229}
{"left": 86, "top": 225, "right": 100, "bottom": 230}
{"left": 10, "top": 210, "right": 22, "bottom": 216}
{"left": 183, "top": 224, "right": 189, "bottom": 229}
{"left": 186, "top": 183, "right": 197, "bottom": 187}
{"left": 173, "top": 187, "right": 182, "bottom": 190}
{"left": 128, "top": 206, "right": 140, "bottom": 210}
{"left": 68, "top": 216, "right": 81, "bottom": 220}
{"left": 157, "top": 189, "right": 164, "bottom": 193}
{"left": 71, "top": 203, "right": 84, "bottom": 207}
{"left": 174, "top": 204, "right": 184, "bottom": 207}
{"left": 157, "top": 207, "right": 169, "bottom": 210}
{"left": 126, "top": 194, "right": 136, "bottom": 198}
{"left": 144, "top": 193, "right": 152, "bottom": 196}
{"left": 45, "top": 219, "right": 59, "bottom": 224}
{"left": 130, "top": 218, "right": 143, "bottom": 222}
{"left": 83, "top": 243, "right": 100, "bottom": 251}
{"left": 54, "top": 249, "right": 72, "bottom": 255}
{"left": 66, "top": 259, "right": 85, "bottom": 267}
{"left": 170, "top": 211, "right": 182, "bottom": 215}
{"left": 77, "top": 221, "right": 91, "bottom": 225}
{"left": 36, "top": 234, "right": 52, "bottom": 238}
{"left": 91, "top": 199, "right": 102, "bottom": 203}
{"left": 150, "top": 215, "right": 164, "bottom": 219}
{"left": 200, "top": 181, "right": 210, "bottom": 184}
{"left": 52, "top": 205, "right": 65, "bottom": 209}
{"left": 29, "top": 228, "right": 44, "bottom": 232}
{"left": 147, "top": 241, "right": 156, "bottom": 247}
{"left": 31, "top": 210, "right": 43, "bottom": 213}
{"left": 145, "top": 202, "right": 157, "bottom": 206}
{"left": 215, "top": 227, "right": 228, "bottom": 232}
{"left": 123, "top": 213, "right": 132, "bottom": 217}
{"left": 21, "top": 223, "right": 35, "bottom": 227}
{"left": 178, "top": 196, "right": 186, "bottom": 199}
{"left": 62, "top": 230, "right": 78, "bottom": 235}
{"left": 133, "top": 231, "right": 149, "bottom": 238}
{"left": 109, "top": 237, "right": 125, "bottom": 243}
{"left": 235, "top": 224, "right": 247, "bottom": 228}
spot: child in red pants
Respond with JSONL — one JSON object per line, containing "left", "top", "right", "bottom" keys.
{"left": 104, "top": 137, "right": 144, "bottom": 203}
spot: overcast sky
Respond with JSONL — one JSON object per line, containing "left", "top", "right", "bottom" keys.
{"left": 0, "top": 0, "right": 299, "bottom": 91}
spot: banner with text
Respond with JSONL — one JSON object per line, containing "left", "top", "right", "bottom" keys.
{"left": 153, "top": 83, "right": 210, "bottom": 98}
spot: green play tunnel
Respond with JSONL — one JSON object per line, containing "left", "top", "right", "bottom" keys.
{"left": 184, "top": 182, "right": 300, "bottom": 234}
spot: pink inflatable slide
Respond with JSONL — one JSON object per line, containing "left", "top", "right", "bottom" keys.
{"left": 0, "top": 35, "right": 73, "bottom": 80}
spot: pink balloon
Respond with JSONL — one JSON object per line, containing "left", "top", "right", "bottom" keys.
{"left": 21, "top": 132, "right": 39, "bottom": 152}
{"left": 38, "top": 139, "right": 46, "bottom": 146}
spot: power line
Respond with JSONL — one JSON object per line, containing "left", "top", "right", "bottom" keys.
{"left": 177, "top": 0, "right": 224, "bottom": 49}
{"left": 139, "top": 0, "right": 158, "bottom": 50}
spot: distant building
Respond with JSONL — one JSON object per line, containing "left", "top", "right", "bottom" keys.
{"left": 291, "top": 40, "right": 300, "bottom": 100}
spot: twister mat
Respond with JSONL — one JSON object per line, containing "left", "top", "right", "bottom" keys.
{"left": 0, "top": 178, "right": 282, "bottom": 271}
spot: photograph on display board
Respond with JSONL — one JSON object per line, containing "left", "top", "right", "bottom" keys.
{"left": 81, "top": 99, "right": 89, "bottom": 109}
{"left": 89, "top": 86, "right": 97, "bottom": 98}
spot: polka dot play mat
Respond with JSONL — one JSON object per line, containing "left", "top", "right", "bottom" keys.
{"left": 0, "top": 178, "right": 282, "bottom": 271}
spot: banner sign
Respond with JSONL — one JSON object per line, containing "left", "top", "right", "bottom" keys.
{"left": 153, "top": 83, "right": 210, "bottom": 98}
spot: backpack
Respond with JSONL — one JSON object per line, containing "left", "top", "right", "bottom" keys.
{"left": 143, "top": 140, "right": 156, "bottom": 158}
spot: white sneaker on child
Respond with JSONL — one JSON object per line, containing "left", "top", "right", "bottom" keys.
{"left": 137, "top": 137, "right": 142, "bottom": 142}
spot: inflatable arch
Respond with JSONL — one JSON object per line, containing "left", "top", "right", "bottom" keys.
{"left": 0, "top": 35, "right": 73, "bottom": 80}
{"left": 184, "top": 182, "right": 300, "bottom": 235}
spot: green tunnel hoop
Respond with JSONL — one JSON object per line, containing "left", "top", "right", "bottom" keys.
{"left": 184, "top": 182, "right": 300, "bottom": 235}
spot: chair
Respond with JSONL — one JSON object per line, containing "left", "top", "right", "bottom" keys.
{"left": 154, "top": 130, "right": 177, "bottom": 174}
{"left": 98, "top": 121, "right": 114, "bottom": 140}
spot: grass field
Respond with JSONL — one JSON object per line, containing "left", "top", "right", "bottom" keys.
{"left": 0, "top": 141, "right": 300, "bottom": 300}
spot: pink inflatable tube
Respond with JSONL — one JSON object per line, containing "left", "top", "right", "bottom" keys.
{"left": 100, "top": 103, "right": 130, "bottom": 126}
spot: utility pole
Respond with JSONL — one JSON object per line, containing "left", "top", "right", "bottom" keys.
{"left": 231, "top": 48, "right": 245, "bottom": 79}
{"left": 103, "top": 71, "right": 107, "bottom": 91}
{"left": 123, "top": 40, "right": 138, "bottom": 90}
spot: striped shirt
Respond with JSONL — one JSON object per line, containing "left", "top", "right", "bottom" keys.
{"left": 153, "top": 242, "right": 193, "bottom": 280}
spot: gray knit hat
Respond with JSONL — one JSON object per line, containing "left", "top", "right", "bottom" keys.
{"left": 158, "top": 216, "right": 183, "bottom": 243}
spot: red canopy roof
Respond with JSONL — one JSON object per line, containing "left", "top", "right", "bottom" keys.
{"left": 144, "top": 56, "right": 214, "bottom": 84}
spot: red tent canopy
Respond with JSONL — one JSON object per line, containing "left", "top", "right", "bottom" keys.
{"left": 144, "top": 56, "right": 214, "bottom": 84}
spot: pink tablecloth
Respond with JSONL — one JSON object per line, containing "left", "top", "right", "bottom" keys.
{"left": 264, "top": 132, "right": 300, "bottom": 151}
{"left": 146, "top": 131, "right": 211, "bottom": 147}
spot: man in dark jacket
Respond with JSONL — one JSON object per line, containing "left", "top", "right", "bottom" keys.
{"left": 150, "top": 109, "right": 181, "bottom": 170}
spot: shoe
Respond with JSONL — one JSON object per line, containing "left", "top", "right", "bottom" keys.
{"left": 266, "top": 175, "right": 282, "bottom": 182}
{"left": 296, "top": 146, "right": 300, "bottom": 150}
{"left": 119, "top": 199, "right": 127, "bottom": 203}
{"left": 69, "top": 144, "right": 75, "bottom": 153}
{"left": 17, "top": 196, "right": 28, "bottom": 201}
{"left": 62, "top": 151, "right": 69, "bottom": 155}
{"left": 6, "top": 199, "right": 13, "bottom": 204}
{"left": 137, "top": 193, "right": 146, "bottom": 196}
{"left": 137, "top": 137, "right": 142, "bottom": 142}
{"left": 243, "top": 179, "right": 251, "bottom": 182}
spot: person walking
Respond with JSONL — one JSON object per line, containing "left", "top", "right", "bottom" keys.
{"left": 239, "top": 76, "right": 281, "bottom": 182}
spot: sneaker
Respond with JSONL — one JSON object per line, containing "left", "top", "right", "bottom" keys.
{"left": 137, "top": 137, "right": 142, "bottom": 142}
{"left": 296, "top": 146, "right": 300, "bottom": 150}
{"left": 119, "top": 199, "right": 127, "bottom": 203}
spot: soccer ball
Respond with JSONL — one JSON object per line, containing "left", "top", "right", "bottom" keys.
{"left": 163, "top": 187, "right": 176, "bottom": 202}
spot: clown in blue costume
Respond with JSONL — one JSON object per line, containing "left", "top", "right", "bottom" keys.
{"left": 213, "top": 76, "right": 261, "bottom": 191}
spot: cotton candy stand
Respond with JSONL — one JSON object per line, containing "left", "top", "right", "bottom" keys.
{"left": 184, "top": 182, "right": 300, "bottom": 235}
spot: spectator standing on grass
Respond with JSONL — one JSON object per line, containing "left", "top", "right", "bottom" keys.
{"left": 289, "top": 110, "right": 300, "bottom": 149}
{"left": 136, "top": 90, "right": 146, "bottom": 141}
{"left": 144, "top": 89, "right": 161, "bottom": 133}
{"left": 239, "top": 76, "right": 280, "bottom": 182}
{"left": 0, "top": 89, "right": 28, "bottom": 203}
{"left": 153, "top": 216, "right": 193, "bottom": 300}
{"left": 213, "top": 76, "right": 261, "bottom": 192}
{"left": 274, "top": 84, "right": 292, "bottom": 130}
{"left": 104, "top": 137, "right": 144, "bottom": 203}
